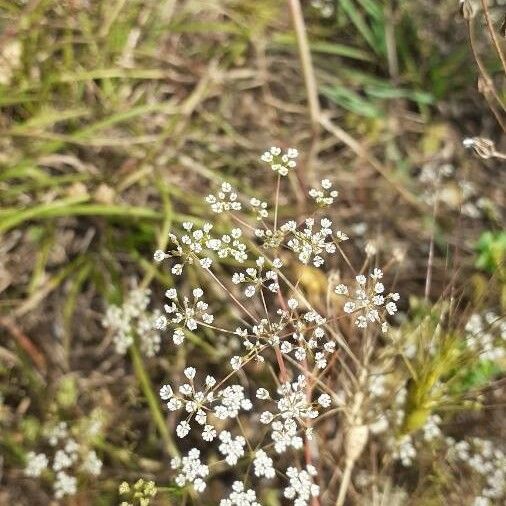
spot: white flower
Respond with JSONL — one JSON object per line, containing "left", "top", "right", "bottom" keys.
{"left": 386, "top": 302, "right": 397, "bottom": 315}
{"left": 54, "top": 471, "right": 77, "bottom": 499}
{"left": 271, "top": 419, "right": 303, "bottom": 454}
{"left": 334, "top": 284, "right": 348, "bottom": 295}
{"left": 53, "top": 449, "right": 74, "bottom": 471}
{"left": 220, "top": 481, "right": 261, "bottom": 506}
{"left": 184, "top": 367, "right": 196, "bottom": 380}
{"left": 287, "top": 298, "right": 298, "bottom": 309}
{"left": 338, "top": 270, "right": 401, "bottom": 330}
{"left": 154, "top": 249, "right": 167, "bottom": 262}
{"left": 309, "top": 179, "right": 339, "bottom": 207}
{"left": 172, "top": 263, "right": 183, "bottom": 275}
{"left": 344, "top": 301, "right": 355, "bottom": 313}
{"left": 24, "top": 452, "right": 48, "bottom": 477}
{"left": 166, "top": 288, "right": 177, "bottom": 299}
{"left": 371, "top": 268, "right": 383, "bottom": 279}
{"left": 171, "top": 448, "right": 209, "bottom": 493}
{"left": 214, "top": 385, "right": 252, "bottom": 419}
{"left": 423, "top": 415, "right": 442, "bottom": 442}
{"left": 81, "top": 450, "right": 102, "bottom": 476}
{"left": 47, "top": 422, "right": 68, "bottom": 446}
{"left": 176, "top": 421, "right": 191, "bottom": 438}
{"left": 283, "top": 217, "right": 335, "bottom": 267}
{"left": 103, "top": 287, "right": 161, "bottom": 356}
{"left": 154, "top": 315, "right": 167, "bottom": 330}
{"left": 160, "top": 384, "right": 174, "bottom": 400}
{"left": 272, "top": 258, "right": 283, "bottom": 268}
{"left": 230, "top": 356, "right": 242, "bottom": 370}
{"left": 162, "top": 289, "right": 214, "bottom": 334}
{"left": 218, "top": 431, "right": 246, "bottom": 465}
{"left": 202, "top": 425, "right": 217, "bottom": 442}
{"left": 374, "top": 282, "right": 384, "bottom": 294}
{"left": 200, "top": 257, "right": 212, "bottom": 269}
{"left": 284, "top": 465, "right": 320, "bottom": 505}
{"left": 394, "top": 435, "right": 416, "bottom": 466}
{"left": 253, "top": 450, "right": 275, "bottom": 479}
{"left": 260, "top": 146, "right": 298, "bottom": 176}
{"left": 173, "top": 328, "right": 185, "bottom": 345}
{"left": 245, "top": 285, "right": 256, "bottom": 297}
{"left": 256, "top": 388, "right": 270, "bottom": 400}
{"left": 317, "top": 393, "right": 332, "bottom": 408}
{"left": 205, "top": 375, "right": 216, "bottom": 388}
{"left": 206, "top": 182, "right": 242, "bottom": 214}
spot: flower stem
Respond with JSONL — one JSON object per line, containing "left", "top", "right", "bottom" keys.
{"left": 130, "top": 343, "right": 179, "bottom": 458}
{"left": 335, "top": 458, "right": 354, "bottom": 506}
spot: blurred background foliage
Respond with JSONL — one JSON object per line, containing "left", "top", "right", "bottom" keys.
{"left": 0, "top": 0, "right": 504, "bottom": 504}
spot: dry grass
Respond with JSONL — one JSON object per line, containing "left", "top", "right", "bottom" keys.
{"left": 0, "top": 0, "right": 504, "bottom": 504}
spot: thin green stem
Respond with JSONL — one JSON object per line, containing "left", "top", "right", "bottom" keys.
{"left": 130, "top": 343, "right": 179, "bottom": 458}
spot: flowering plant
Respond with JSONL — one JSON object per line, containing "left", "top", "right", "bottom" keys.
{"left": 149, "top": 147, "right": 404, "bottom": 505}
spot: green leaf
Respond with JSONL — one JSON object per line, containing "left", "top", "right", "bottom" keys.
{"left": 321, "top": 85, "right": 382, "bottom": 118}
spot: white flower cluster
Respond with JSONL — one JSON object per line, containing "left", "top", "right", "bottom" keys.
{"left": 232, "top": 256, "right": 280, "bottom": 297}
{"left": 232, "top": 315, "right": 287, "bottom": 366}
{"left": 418, "top": 161, "right": 493, "bottom": 219}
{"left": 160, "top": 368, "right": 251, "bottom": 442}
{"left": 220, "top": 481, "right": 261, "bottom": 506}
{"left": 279, "top": 305, "right": 335, "bottom": 369}
{"left": 309, "top": 179, "right": 339, "bottom": 207}
{"left": 154, "top": 287, "right": 214, "bottom": 345}
{"left": 393, "top": 435, "right": 417, "bottom": 467}
{"left": 284, "top": 465, "right": 320, "bottom": 505}
{"left": 54, "top": 471, "right": 77, "bottom": 499}
{"left": 259, "top": 376, "right": 321, "bottom": 454}
{"left": 102, "top": 288, "right": 161, "bottom": 356}
{"left": 390, "top": 410, "right": 445, "bottom": 468}
{"left": 368, "top": 384, "right": 405, "bottom": 435}
{"left": 253, "top": 449, "right": 275, "bottom": 479}
{"left": 24, "top": 452, "right": 49, "bottom": 477}
{"left": 464, "top": 311, "right": 505, "bottom": 361}
{"left": 218, "top": 430, "right": 246, "bottom": 465}
{"left": 447, "top": 437, "right": 506, "bottom": 501}
{"left": 154, "top": 222, "right": 248, "bottom": 275}
{"left": 335, "top": 268, "right": 399, "bottom": 332}
{"left": 260, "top": 146, "right": 298, "bottom": 176}
{"left": 206, "top": 182, "right": 242, "bottom": 214}
{"left": 422, "top": 414, "right": 442, "bottom": 442}
{"left": 171, "top": 448, "right": 209, "bottom": 492}
{"left": 250, "top": 197, "right": 268, "bottom": 220}
{"left": 24, "top": 421, "right": 102, "bottom": 499}
{"left": 282, "top": 218, "right": 337, "bottom": 267}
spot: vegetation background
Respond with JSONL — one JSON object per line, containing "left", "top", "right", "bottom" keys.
{"left": 0, "top": 0, "right": 504, "bottom": 505}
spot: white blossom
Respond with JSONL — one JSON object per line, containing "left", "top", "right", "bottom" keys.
{"left": 171, "top": 448, "right": 209, "bottom": 493}
{"left": 260, "top": 146, "right": 298, "bottom": 176}
{"left": 284, "top": 465, "right": 320, "bottom": 505}
{"left": 220, "top": 481, "right": 261, "bottom": 506}
{"left": 253, "top": 449, "right": 275, "bottom": 479}
{"left": 218, "top": 431, "right": 246, "bottom": 466}
{"left": 54, "top": 471, "right": 77, "bottom": 499}
{"left": 24, "top": 452, "right": 48, "bottom": 477}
